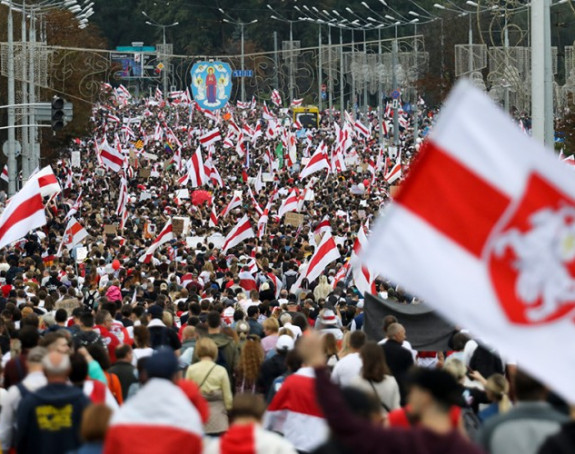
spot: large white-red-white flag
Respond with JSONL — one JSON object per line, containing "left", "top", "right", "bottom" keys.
{"left": 362, "top": 80, "right": 575, "bottom": 402}
{"left": 351, "top": 222, "right": 376, "bottom": 296}
{"left": 57, "top": 217, "right": 89, "bottom": 255}
{"left": 0, "top": 178, "right": 46, "bottom": 250}
{"left": 300, "top": 142, "right": 330, "bottom": 179}
{"left": 278, "top": 188, "right": 300, "bottom": 218}
{"left": 98, "top": 140, "right": 125, "bottom": 172}
{"left": 300, "top": 231, "right": 340, "bottom": 284}
{"left": 139, "top": 219, "right": 174, "bottom": 263}
{"left": 199, "top": 128, "right": 222, "bottom": 147}
{"left": 220, "top": 193, "right": 242, "bottom": 218}
{"left": 222, "top": 215, "right": 255, "bottom": 253}
{"left": 384, "top": 162, "right": 402, "bottom": 184}
{"left": 27, "top": 166, "right": 61, "bottom": 198}
{"left": 185, "top": 147, "right": 207, "bottom": 188}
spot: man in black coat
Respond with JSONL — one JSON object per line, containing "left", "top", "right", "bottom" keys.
{"left": 381, "top": 323, "right": 414, "bottom": 405}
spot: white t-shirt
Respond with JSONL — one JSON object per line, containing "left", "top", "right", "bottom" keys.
{"left": 331, "top": 352, "right": 363, "bottom": 387}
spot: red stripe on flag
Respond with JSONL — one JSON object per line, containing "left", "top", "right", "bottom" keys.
{"left": 307, "top": 235, "right": 337, "bottom": 274}
{"left": 37, "top": 174, "right": 57, "bottom": 188}
{"left": 0, "top": 194, "right": 44, "bottom": 242}
{"left": 101, "top": 150, "right": 124, "bottom": 167}
{"left": 396, "top": 140, "right": 511, "bottom": 258}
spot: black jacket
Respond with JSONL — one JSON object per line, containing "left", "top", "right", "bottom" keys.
{"left": 381, "top": 340, "right": 414, "bottom": 405}
{"left": 16, "top": 383, "right": 90, "bottom": 454}
{"left": 257, "top": 351, "right": 288, "bottom": 397}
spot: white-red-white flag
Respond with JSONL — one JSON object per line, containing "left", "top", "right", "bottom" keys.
{"left": 363, "top": 80, "right": 575, "bottom": 403}
{"left": 209, "top": 205, "right": 218, "bottom": 228}
{"left": 0, "top": 178, "right": 46, "bottom": 250}
{"left": 57, "top": 216, "right": 89, "bottom": 255}
{"left": 199, "top": 128, "right": 222, "bottom": 147}
{"left": 27, "top": 166, "right": 61, "bottom": 198}
{"left": 314, "top": 215, "right": 332, "bottom": 236}
{"left": 351, "top": 223, "right": 376, "bottom": 296}
{"left": 187, "top": 147, "right": 207, "bottom": 188}
{"left": 278, "top": 188, "right": 300, "bottom": 218}
{"left": 301, "top": 231, "right": 341, "bottom": 284}
{"left": 354, "top": 120, "right": 370, "bottom": 138}
{"left": 139, "top": 219, "right": 174, "bottom": 263}
{"left": 271, "top": 89, "right": 282, "bottom": 107}
{"left": 98, "top": 140, "right": 125, "bottom": 172}
{"left": 291, "top": 98, "right": 303, "bottom": 107}
{"left": 220, "top": 193, "right": 242, "bottom": 218}
{"left": 1, "top": 165, "right": 8, "bottom": 183}
{"left": 300, "top": 142, "right": 330, "bottom": 179}
{"left": 222, "top": 215, "right": 255, "bottom": 253}
{"left": 384, "top": 162, "right": 402, "bottom": 184}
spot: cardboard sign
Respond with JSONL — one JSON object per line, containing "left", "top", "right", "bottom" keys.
{"left": 75, "top": 246, "right": 88, "bottom": 262}
{"left": 172, "top": 216, "right": 190, "bottom": 236}
{"left": 262, "top": 172, "right": 274, "bottom": 182}
{"left": 142, "top": 152, "right": 158, "bottom": 161}
{"left": 175, "top": 189, "right": 190, "bottom": 200}
{"left": 358, "top": 209, "right": 366, "bottom": 219}
{"left": 139, "top": 191, "right": 152, "bottom": 201}
{"left": 285, "top": 212, "right": 304, "bottom": 227}
{"left": 207, "top": 235, "right": 226, "bottom": 249}
{"left": 186, "top": 236, "right": 205, "bottom": 248}
{"left": 103, "top": 224, "right": 117, "bottom": 235}
{"left": 139, "top": 168, "right": 151, "bottom": 178}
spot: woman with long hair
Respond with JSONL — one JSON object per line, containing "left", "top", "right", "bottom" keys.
{"left": 470, "top": 371, "right": 512, "bottom": 422}
{"left": 350, "top": 342, "right": 400, "bottom": 417}
{"left": 323, "top": 332, "right": 339, "bottom": 371}
{"left": 235, "top": 335, "right": 264, "bottom": 394}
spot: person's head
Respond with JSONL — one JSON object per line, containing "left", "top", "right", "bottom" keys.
{"left": 340, "top": 387, "right": 383, "bottom": 425}
{"left": 322, "top": 332, "right": 338, "bottom": 357}
{"left": 115, "top": 344, "right": 133, "bottom": 363}
{"left": 80, "top": 404, "right": 112, "bottom": 443}
{"left": 147, "top": 304, "right": 164, "bottom": 320}
{"left": 69, "top": 352, "right": 89, "bottom": 385}
{"left": 195, "top": 337, "right": 218, "bottom": 361}
{"left": 26, "top": 346, "right": 48, "bottom": 372}
{"left": 182, "top": 325, "right": 196, "bottom": 342}
{"left": 360, "top": 342, "right": 391, "bottom": 383}
{"left": 206, "top": 311, "right": 221, "bottom": 331}
{"left": 79, "top": 311, "right": 95, "bottom": 328}
{"left": 406, "top": 368, "right": 461, "bottom": 418}
{"left": 262, "top": 317, "right": 279, "bottom": 336}
{"left": 386, "top": 323, "right": 406, "bottom": 343}
{"left": 55, "top": 308, "right": 68, "bottom": 324}
{"left": 145, "top": 347, "right": 179, "bottom": 381}
{"left": 349, "top": 330, "right": 366, "bottom": 352}
{"left": 514, "top": 369, "right": 548, "bottom": 402}
{"left": 247, "top": 305, "right": 259, "bottom": 319}
{"left": 485, "top": 373, "right": 512, "bottom": 413}
{"left": 382, "top": 315, "right": 398, "bottom": 335}
{"left": 238, "top": 335, "right": 264, "bottom": 383}
{"left": 19, "top": 326, "right": 39, "bottom": 351}
{"left": 42, "top": 351, "right": 71, "bottom": 382}
{"left": 443, "top": 357, "right": 467, "bottom": 384}
{"left": 95, "top": 310, "right": 113, "bottom": 330}
{"left": 87, "top": 343, "right": 111, "bottom": 371}
{"left": 133, "top": 325, "right": 150, "bottom": 348}
{"left": 228, "top": 393, "right": 267, "bottom": 423}
{"left": 40, "top": 330, "right": 72, "bottom": 355}
{"left": 451, "top": 332, "right": 470, "bottom": 352}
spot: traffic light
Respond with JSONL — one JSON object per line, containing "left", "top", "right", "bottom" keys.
{"left": 51, "top": 97, "right": 65, "bottom": 131}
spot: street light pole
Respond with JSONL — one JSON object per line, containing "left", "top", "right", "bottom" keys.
{"left": 392, "top": 23, "right": 399, "bottom": 147}
{"left": 378, "top": 27, "right": 383, "bottom": 147}
{"left": 468, "top": 13, "right": 473, "bottom": 75}
{"left": 289, "top": 20, "right": 294, "bottom": 102}
{"left": 340, "top": 26, "right": 344, "bottom": 120}
{"left": 318, "top": 24, "right": 322, "bottom": 110}
{"left": 20, "top": 0, "right": 29, "bottom": 181}
{"left": 328, "top": 24, "right": 333, "bottom": 120}
{"left": 241, "top": 22, "right": 245, "bottom": 102}
{"left": 7, "top": 0, "right": 17, "bottom": 195}
{"left": 162, "top": 25, "right": 169, "bottom": 97}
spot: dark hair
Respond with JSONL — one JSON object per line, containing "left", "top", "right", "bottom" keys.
{"left": 19, "top": 326, "right": 39, "bottom": 350}
{"left": 115, "top": 344, "right": 132, "bottom": 361}
{"left": 55, "top": 308, "right": 68, "bottom": 323}
{"left": 340, "top": 387, "right": 381, "bottom": 420}
{"left": 228, "top": 393, "right": 266, "bottom": 421}
{"left": 382, "top": 315, "right": 398, "bottom": 333}
{"left": 81, "top": 404, "right": 112, "bottom": 442}
{"left": 21, "top": 313, "right": 39, "bottom": 329}
{"left": 451, "top": 332, "right": 470, "bottom": 352}
{"left": 133, "top": 325, "right": 150, "bottom": 348}
{"left": 349, "top": 331, "right": 367, "bottom": 350}
{"left": 80, "top": 311, "right": 95, "bottom": 328}
{"left": 514, "top": 369, "right": 547, "bottom": 401}
{"left": 292, "top": 313, "right": 308, "bottom": 331}
{"left": 206, "top": 311, "right": 221, "bottom": 329}
{"left": 87, "top": 344, "right": 111, "bottom": 371}
{"left": 69, "top": 352, "right": 89, "bottom": 384}
{"left": 247, "top": 305, "right": 259, "bottom": 318}
{"left": 360, "top": 342, "right": 391, "bottom": 382}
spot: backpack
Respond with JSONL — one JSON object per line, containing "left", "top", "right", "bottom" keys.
{"left": 461, "top": 407, "right": 482, "bottom": 441}
{"left": 285, "top": 273, "right": 297, "bottom": 291}
{"left": 215, "top": 345, "right": 228, "bottom": 372}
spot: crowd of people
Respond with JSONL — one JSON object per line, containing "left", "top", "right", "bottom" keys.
{"left": 0, "top": 86, "right": 571, "bottom": 454}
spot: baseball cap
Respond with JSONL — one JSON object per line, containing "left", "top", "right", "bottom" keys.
{"left": 276, "top": 335, "right": 295, "bottom": 352}
{"left": 145, "top": 347, "right": 179, "bottom": 379}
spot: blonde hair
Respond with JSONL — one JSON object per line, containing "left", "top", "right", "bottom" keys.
{"left": 263, "top": 317, "right": 279, "bottom": 333}
{"left": 443, "top": 357, "right": 466, "bottom": 382}
{"left": 196, "top": 337, "right": 218, "bottom": 360}
{"left": 485, "top": 374, "right": 512, "bottom": 414}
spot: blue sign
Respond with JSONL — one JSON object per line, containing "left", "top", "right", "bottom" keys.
{"left": 391, "top": 89, "right": 401, "bottom": 100}
{"left": 190, "top": 61, "right": 232, "bottom": 111}
{"left": 232, "top": 70, "right": 253, "bottom": 78}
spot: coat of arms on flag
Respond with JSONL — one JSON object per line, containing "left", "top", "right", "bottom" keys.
{"left": 362, "top": 79, "right": 575, "bottom": 403}
{"left": 190, "top": 61, "right": 232, "bottom": 111}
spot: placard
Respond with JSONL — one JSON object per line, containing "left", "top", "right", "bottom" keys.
{"left": 175, "top": 189, "right": 190, "bottom": 200}
{"left": 172, "top": 216, "right": 190, "bottom": 236}
{"left": 142, "top": 152, "right": 158, "bottom": 161}
{"left": 304, "top": 189, "right": 315, "bottom": 201}
{"left": 75, "top": 246, "right": 88, "bottom": 262}
{"left": 285, "top": 212, "right": 304, "bottom": 227}
{"left": 139, "top": 168, "right": 151, "bottom": 178}
{"left": 103, "top": 224, "right": 117, "bottom": 235}
{"left": 186, "top": 236, "right": 205, "bottom": 248}
{"left": 139, "top": 191, "right": 152, "bottom": 201}
{"left": 358, "top": 210, "right": 366, "bottom": 219}
{"left": 71, "top": 151, "right": 81, "bottom": 168}
{"left": 207, "top": 235, "right": 226, "bottom": 249}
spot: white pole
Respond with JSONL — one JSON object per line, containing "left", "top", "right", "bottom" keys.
{"left": 468, "top": 13, "right": 473, "bottom": 75}
{"left": 21, "top": 0, "right": 29, "bottom": 181}
{"left": 531, "top": 0, "right": 546, "bottom": 145}
{"left": 339, "top": 26, "right": 344, "bottom": 122}
{"left": 318, "top": 25, "right": 322, "bottom": 110}
{"left": 241, "top": 23, "right": 245, "bottom": 102}
{"left": 7, "top": 0, "right": 17, "bottom": 196}
{"left": 29, "top": 12, "right": 38, "bottom": 172}
{"left": 328, "top": 25, "right": 333, "bottom": 121}
{"left": 543, "top": 0, "right": 554, "bottom": 147}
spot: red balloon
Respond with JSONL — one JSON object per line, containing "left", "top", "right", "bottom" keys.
{"left": 112, "top": 259, "right": 121, "bottom": 270}
{"left": 363, "top": 179, "right": 370, "bottom": 188}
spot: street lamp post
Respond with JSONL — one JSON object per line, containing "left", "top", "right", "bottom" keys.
{"left": 7, "top": 0, "right": 17, "bottom": 195}
{"left": 142, "top": 12, "right": 178, "bottom": 98}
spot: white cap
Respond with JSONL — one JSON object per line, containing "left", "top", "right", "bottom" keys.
{"left": 276, "top": 335, "right": 295, "bottom": 352}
